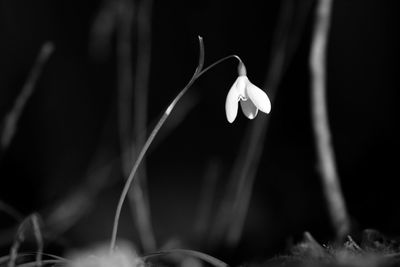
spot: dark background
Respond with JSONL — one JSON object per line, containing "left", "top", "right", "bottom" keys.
{"left": 0, "top": 0, "right": 399, "bottom": 264}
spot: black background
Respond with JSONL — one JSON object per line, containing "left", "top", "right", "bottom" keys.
{"left": 0, "top": 0, "right": 399, "bottom": 264}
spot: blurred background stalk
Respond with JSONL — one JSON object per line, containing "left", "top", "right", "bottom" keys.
{"left": 310, "top": 0, "right": 350, "bottom": 240}
{"left": 116, "top": 0, "right": 156, "bottom": 252}
{"left": 211, "top": 0, "right": 313, "bottom": 249}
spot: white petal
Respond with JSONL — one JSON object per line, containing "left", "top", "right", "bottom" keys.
{"left": 225, "top": 82, "right": 240, "bottom": 123}
{"left": 240, "top": 99, "right": 258, "bottom": 119}
{"left": 235, "top": 76, "right": 248, "bottom": 97}
{"left": 246, "top": 82, "right": 271, "bottom": 114}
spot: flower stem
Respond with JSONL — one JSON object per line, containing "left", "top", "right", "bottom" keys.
{"left": 109, "top": 37, "right": 242, "bottom": 252}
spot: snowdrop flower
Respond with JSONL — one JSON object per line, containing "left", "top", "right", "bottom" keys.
{"left": 225, "top": 62, "right": 271, "bottom": 123}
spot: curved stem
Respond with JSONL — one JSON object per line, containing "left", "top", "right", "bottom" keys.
{"left": 109, "top": 38, "right": 242, "bottom": 252}
{"left": 199, "top": 55, "right": 241, "bottom": 76}
{"left": 310, "top": 0, "right": 350, "bottom": 240}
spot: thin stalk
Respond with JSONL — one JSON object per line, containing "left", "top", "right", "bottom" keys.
{"left": 109, "top": 36, "right": 242, "bottom": 252}
{"left": 212, "top": 0, "right": 311, "bottom": 247}
{"left": 1, "top": 42, "right": 54, "bottom": 150}
{"left": 129, "top": 0, "right": 156, "bottom": 252}
{"left": 45, "top": 149, "right": 114, "bottom": 238}
{"left": 116, "top": 0, "right": 134, "bottom": 161}
{"left": 224, "top": 0, "right": 295, "bottom": 246}
{"left": 0, "top": 201, "right": 23, "bottom": 222}
{"left": 31, "top": 216, "right": 43, "bottom": 267}
{"left": 8, "top": 214, "right": 44, "bottom": 267}
{"left": 115, "top": 0, "right": 155, "bottom": 252}
{"left": 225, "top": 124, "right": 267, "bottom": 245}
{"left": 310, "top": 0, "right": 350, "bottom": 240}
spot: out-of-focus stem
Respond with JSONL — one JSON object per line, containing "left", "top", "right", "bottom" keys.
{"left": 8, "top": 214, "right": 43, "bottom": 267}
{"left": 0, "top": 201, "right": 23, "bottom": 222}
{"left": 1, "top": 42, "right": 54, "bottom": 151}
{"left": 31, "top": 215, "right": 44, "bottom": 267}
{"left": 116, "top": 0, "right": 155, "bottom": 252}
{"left": 116, "top": 0, "right": 138, "bottom": 249}
{"left": 45, "top": 148, "right": 115, "bottom": 238}
{"left": 212, "top": 0, "right": 310, "bottom": 247}
{"left": 223, "top": 1, "right": 295, "bottom": 246}
{"left": 310, "top": 0, "right": 350, "bottom": 240}
{"left": 134, "top": 0, "right": 153, "bottom": 146}
{"left": 130, "top": 0, "right": 156, "bottom": 253}
{"left": 116, "top": 0, "right": 134, "bottom": 169}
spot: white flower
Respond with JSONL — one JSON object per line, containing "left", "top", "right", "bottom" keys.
{"left": 225, "top": 66, "right": 271, "bottom": 123}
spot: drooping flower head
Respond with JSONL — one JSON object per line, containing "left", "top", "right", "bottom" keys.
{"left": 225, "top": 62, "right": 271, "bottom": 123}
